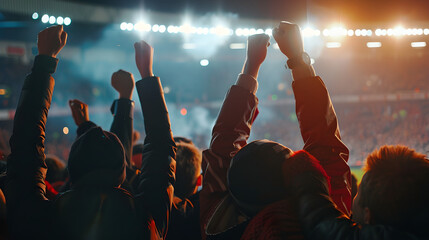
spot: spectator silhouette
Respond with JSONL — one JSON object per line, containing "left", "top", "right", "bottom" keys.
{"left": 200, "top": 22, "right": 351, "bottom": 239}
{"left": 166, "top": 142, "right": 202, "bottom": 240}
{"left": 5, "top": 26, "right": 176, "bottom": 240}
{"left": 289, "top": 145, "right": 429, "bottom": 239}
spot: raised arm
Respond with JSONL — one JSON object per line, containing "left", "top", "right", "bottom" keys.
{"left": 6, "top": 25, "right": 67, "bottom": 238}
{"left": 273, "top": 22, "right": 351, "bottom": 215}
{"left": 133, "top": 41, "right": 176, "bottom": 239}
{"left": 199, "top": 34, "right": 270, "bottom": 238}
{"left": 110, "top": 70, "right": 135, "bottom": 167}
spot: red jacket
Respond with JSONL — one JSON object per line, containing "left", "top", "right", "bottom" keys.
{"left": 200, "top": 75, "right": 351, "bottom": 239}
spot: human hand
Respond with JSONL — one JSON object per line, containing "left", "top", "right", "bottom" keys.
{"left": 272, "top": 21, "right": 303, "bottom": 59}
{"left": 134, "top": 41, "right": 154, "bottom": 79}
{"left": 243, "top": 34, "right": 270, "bottom": 79}
{"left": 111, "top": 70, "right": 135, "bottom": 99}
{"left": 69, "top": 99, "right": 89, "bottom": 126}
{"left": 37, "top": 25, "right": 68, "bottom": 58}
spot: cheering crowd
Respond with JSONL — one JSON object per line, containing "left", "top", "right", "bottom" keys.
{"left": 0, "top": 22, "right": 428, "bottom": 240}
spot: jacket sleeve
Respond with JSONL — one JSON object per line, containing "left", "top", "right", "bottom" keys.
{"left": 199, "top": 85, "right": 258, "bottom": 237}
{"left": 110, "top": 98, "right": 135, "bottom": 167}
{"left": 292, "top": 76, "right": 351, "bottom": 215}
{"left": 297, "top": 193, "right": 416, "bottom": 240}
{"left": 134, "top": 77, "right": 176, "bottom": 239}
{"left": 5, "top": 55, "right": 57, "bottom": 238}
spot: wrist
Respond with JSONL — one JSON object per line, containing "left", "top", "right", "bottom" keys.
{"left": 139, "top": 68, "right": 154, "bottom": 79}
{"left": 242, "top": 60, "right": 261, "bottom": 79}
{"left": 119, "top": 92, "right": 133, "bottom": 100}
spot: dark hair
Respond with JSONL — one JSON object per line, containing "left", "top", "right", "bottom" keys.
{"left": 174, "top": 143, "right": 201, "bottom": 199}
{"left": 358, "top": 145, "right": 429, "bottom": 237}
{"left": 45, "top": 155, "right": 67, "bottom": 183}
{"left": 173, "top": 136, "right": 194, "bottom": 145}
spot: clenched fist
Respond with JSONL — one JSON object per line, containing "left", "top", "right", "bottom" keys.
{"left": 69, "top": 99, "right": 89, "bottom": 127}
{"left": 272, "top": 22, "right": 303, "bottom": 59}
{"left": 37, "top": 25, "right": 67, "bottom": 58}
{"left": 134, "top": 41, "right": 154, "bottom": 79}
{"left": 243, "top": 34, "right": 270, "bottom": 79}
{"left": 111, "top": 70, "right": 135, "bottom": 100}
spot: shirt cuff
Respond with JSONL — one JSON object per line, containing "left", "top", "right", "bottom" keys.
{"left": 235, "top": 73, "right": 258, "bottom": 94}
{"left": 33, "top": 55, "right": 58, "bottom": 74}
{"left": 110, "top": 99, "right": 135, "bottom": 119}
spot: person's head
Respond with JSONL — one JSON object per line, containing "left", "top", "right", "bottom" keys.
{"left": 67, "top": 127, "right": 126, "bottom": 188}
{"left": 45, "top": 155, "right": 67, "bottom": 183}
{"left": 352, "top": 145, "right": 429, "bottom": 237}
{"left": 174, "top": 143, "right": 202, "bottom": 199}
{"left": 227, "top": 140, "right": 295, "bottom": 217}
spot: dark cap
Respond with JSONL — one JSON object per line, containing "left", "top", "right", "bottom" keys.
{"left": 68, "top": 127, "right": 126, "bottom": 187}
{"left": 227, "top": 139, "right": 294, "bottom": 216}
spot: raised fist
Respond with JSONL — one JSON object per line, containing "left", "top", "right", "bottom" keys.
{"left": 69, "top": 99, "right": 89, "bottom": 127}
{"left": 37, "top": 25, "right": 67, "bottom": 58}
{"left": 134, "top": 41, "right": 154, "bottom": 79}
{"left": 246, "top": 33, "right": 271, "bottom": 68}
{"left": 111, "top": 70, "right": 135, "bottom": 100}
{"left": 272, "top": 22, "right": 303, "bottom": 59}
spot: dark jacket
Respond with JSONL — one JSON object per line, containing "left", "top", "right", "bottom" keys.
{"left": 5, "top": 55, "right": 176, "bottom": 240}
{"left": 166, "top": 191, "right": 202, "bottom": 240}
{"left": 297, "top": 193, "right": 422, "bottom": 240}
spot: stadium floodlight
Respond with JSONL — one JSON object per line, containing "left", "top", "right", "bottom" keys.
{"left": 230, "top": 43, "right": 246, "bottom": 49}
{"left": 417, "top": 29, "right": 423, "bottom": 35}
{"left": 375, "top": 29, "right": 382, "bottom": 36}
{"left": 265, "top": 28, "right": 272, "bottom": 35}
{"left": 314, "top": 29, "right": 321, "bottom": 36}
{"left": 367, "top": 42, "right": 382, "bottom": 48}
{"left": 120, "top": 22, "right": 127, "bottom": 31}
{"left": 411, "top": 42, "right": 426, "bottom": 48}
{"left": 126, "top": 23, "right": 133, "bottom": 31}
{"left": 366, "top": 30, "right": 373, "bottom": 36}
{"left": 235, "top": 28, "right": 243, "bottom": 36}
{"left": 167, "top": 25, "right": 175, "bottom": 33}
{"left": 41, "top": 14, "right": 49, "bottom": 23}
{"left": 302, "top": 27, "right": 319, "bottom": 38}
{"left": 256, "top": 28, "right": 264, "bottom": 34}
{"left": 326, "top": 42, "right": 341, "bottom": 48}
{"left": 242, "top": 28, "right": 250, "bottom": 36}
{"left": 64, "top": 17, "right": 71, "bottom": 26}
{"left": 202, "top": 27, "right": 209, "bottom": 35}
{"left": 200, "top": 59, "right": 209, "bottom": 66}
{"left": 347, "top": 29, "right": 354, "bottom": 36}
{"left": 387, "top": 28, "right": 393, "bottom": 36}
{"left": 56, "top": 16, "right": 64, "bottom": 25}
{"left": 49, "top": 16, "right": 56, "bottom": 24}
{"left": 152, "top": 24, "right": 159, "bottom": 32}
{"left": 355, "top": 29, "right": 361, "bottom": 36}
{"left": 159, "top": 25, "right": 166, "bottom": 33}
{"left": 323, "top": 29, "right": 330, "bottom": 36}
{"left": 32, "top": 12, "right": 39, "bottom": 20}
{"left": 249, "top": 28, "right": 257, "bottom": 35}
{"left": 424, "top": 29, "right": 429, "bottom": 35}
{"left": 183, "top": 43, "right": 196, "bottom": 49}
{"left": 134, "top": 22, "right": 143, "bottom": 31}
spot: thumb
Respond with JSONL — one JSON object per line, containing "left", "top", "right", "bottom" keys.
{"left": 61, "top": 31, "right": 67, "bottom": 48}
